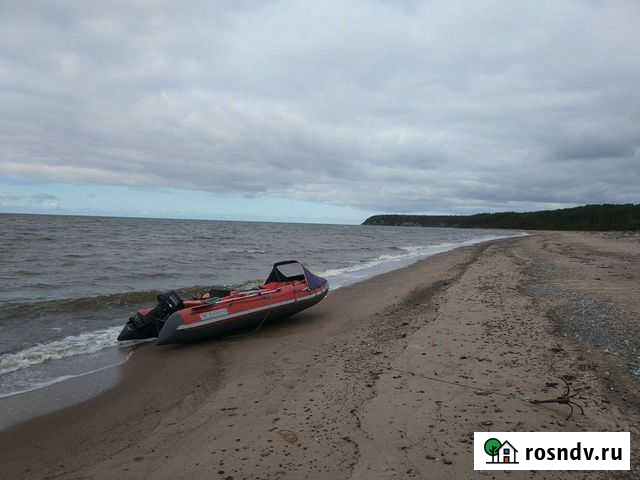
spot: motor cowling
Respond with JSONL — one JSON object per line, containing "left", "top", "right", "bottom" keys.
{"left": 152, "top": 291, "right": 184, "bottom": 320}
{"left": 118, "top": 291, "right": 184, "bottom": 341}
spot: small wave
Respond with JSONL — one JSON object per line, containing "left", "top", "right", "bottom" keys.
{"left": 318, "top": 245, "right": 441, "bottom": 278}
{"left": 0, "top": 326, "right": 124, "bottom": 376}
{"left": 225, "top": 248, "right": 266, "bottom": 255}
{"left": 0, "top": 351, "right": 135, "bottom": 399}
{"left": 11, "top": 270, "right": 39, "bottom": 277}
{"left": 5, "top": 290, "right": 160, "bottom": 311}
{"left": 3, "top": 284, "right": 235, "bottom": 314}
{"left": 319, "top": 233, "right": 525, "bottom": 281}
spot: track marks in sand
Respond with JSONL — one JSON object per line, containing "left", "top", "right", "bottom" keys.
{"left": 351, "top": 239, "right": 637, "bottom": 480}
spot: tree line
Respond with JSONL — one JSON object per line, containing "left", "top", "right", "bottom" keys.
{"left": 362, "top": 204, "right": 640, "bottom": 231}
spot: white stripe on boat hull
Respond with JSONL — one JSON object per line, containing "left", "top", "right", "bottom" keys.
{"left": 176, "top": 287, "right": 328, "bottom": 331}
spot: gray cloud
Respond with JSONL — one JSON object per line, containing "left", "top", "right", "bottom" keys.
{"left": 1, "top": 1, "right": 639, "bottom": 215}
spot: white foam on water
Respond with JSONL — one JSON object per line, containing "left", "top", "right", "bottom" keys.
{"left": 0, "top": 326, "right": 155, "bottom": 378}
{"left": 0, "top": 351, "right": 134, "bottom": 399}
{"left": 319, "top": 233, "right": 527, "bottom": 288}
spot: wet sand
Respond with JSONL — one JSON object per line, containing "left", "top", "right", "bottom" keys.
{"left": 1, "top": 233, "right": 639, "bottom": 479}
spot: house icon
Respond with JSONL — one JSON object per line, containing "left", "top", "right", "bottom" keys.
{"left": 497, "top": 441, "right": 518, "bottom": 464}
{"left": 484, "top": 438, "right": 519, "bottom": 464}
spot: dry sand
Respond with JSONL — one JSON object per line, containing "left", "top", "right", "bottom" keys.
{"left": 1, "top": 233, "right": 639, "bottom": 479}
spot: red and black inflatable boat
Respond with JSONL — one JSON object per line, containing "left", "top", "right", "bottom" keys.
{"left": 117, "top": 261, "right": 329, "bottom": 344}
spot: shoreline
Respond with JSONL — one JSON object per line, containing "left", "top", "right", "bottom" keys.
{"left": 0, "top": 232, "right": 523, "bottom": 427}
{"left": 2, "top": 233, "right": 638, "bottom": 479}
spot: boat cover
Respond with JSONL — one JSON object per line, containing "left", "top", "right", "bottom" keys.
{"left": 265, "top": 260, "right": 327, "bottom": 290}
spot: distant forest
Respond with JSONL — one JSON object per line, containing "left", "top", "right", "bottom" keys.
{"left": 362, "top": 204, "right": 640, "bottom": 231}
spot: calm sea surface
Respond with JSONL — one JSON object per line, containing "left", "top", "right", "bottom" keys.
{"left": 0, "top": 213, "right": 521, "bottom": 398}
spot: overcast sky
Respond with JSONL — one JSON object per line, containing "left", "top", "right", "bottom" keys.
{"left": 1, "top": 1, "right": 639, "bottom": 223}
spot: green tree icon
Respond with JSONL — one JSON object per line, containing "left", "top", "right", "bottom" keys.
{"left": 484, "top": 438, "right": 501, "bottom": 462}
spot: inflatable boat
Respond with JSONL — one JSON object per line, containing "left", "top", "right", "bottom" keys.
{"left": 117, "top": 261, "right": 329, "bottom": 344}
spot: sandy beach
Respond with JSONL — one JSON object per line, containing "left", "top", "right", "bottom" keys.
{"left": 2, "top": 232, "right": 639, "bottom": 479}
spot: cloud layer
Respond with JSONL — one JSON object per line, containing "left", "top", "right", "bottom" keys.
{"left": 2, "top": 1, "right": 639, "bottom": 214}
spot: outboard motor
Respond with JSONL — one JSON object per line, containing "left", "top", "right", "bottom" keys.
{"left": 117, "top": 291, "right": 184, "bottom": 341}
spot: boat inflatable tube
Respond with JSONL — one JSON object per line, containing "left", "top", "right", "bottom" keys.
{"left": 118, "top": 260, "right": 329, "bottom": 344}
